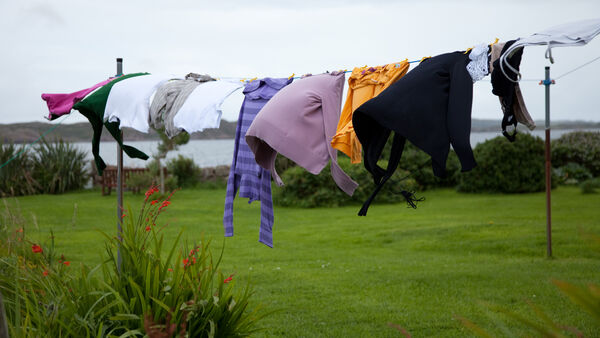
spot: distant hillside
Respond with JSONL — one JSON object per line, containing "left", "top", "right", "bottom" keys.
{"left": 470, "top": 119, "right": 600, "bottom": 132}
{"left": 1, "top": 119, "right": 598, "bottom": 144}
{"left": 0, "top": 120, "right": 237, "bottom": 143}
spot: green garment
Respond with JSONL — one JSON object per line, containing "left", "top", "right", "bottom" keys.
{"left": 73, "top": 73, "right": 150, "bottom": 175}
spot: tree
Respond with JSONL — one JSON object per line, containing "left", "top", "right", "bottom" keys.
{"left": 154, "top": 130, "right": 189, "bottom": 191}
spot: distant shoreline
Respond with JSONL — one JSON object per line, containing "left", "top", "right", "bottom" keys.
{"left": 1, "top": 119, "right": 599, "bottom": 144}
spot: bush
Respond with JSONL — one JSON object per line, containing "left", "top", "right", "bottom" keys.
{"left": 0, "top": 188, "right": 265, "bottom": 336}
{"left": 552, "top": 131, "right": 600, "bottom": 177}
{"left": 580, "top": 178, "right": 600, "bottom": 194}
{"left": 457, "top": 134, "right": 553, "bottom": 193}
{"left": 0, "top": 142, "right": 38, "bottom": 197}
{"left": 379, "top": 137, "right": 461, "bottom": 190}
{"left": 554, "top": 162, "right": 593, "bottom": 185}
{"left": 128, "top": 170, "right": 178, "bottom": 194}
{"left": 167, "top": 155, "right": 201, "bottom": 188}
{"left": 31, "top": 138, "right": 88, "bottom": 194}
{"left": 273, "top": 157, "right": 418, "bottom": 208}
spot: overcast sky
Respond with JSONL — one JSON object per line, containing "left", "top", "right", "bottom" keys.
{"left": 0, "top": 0, "right": 599, "bottom": 126}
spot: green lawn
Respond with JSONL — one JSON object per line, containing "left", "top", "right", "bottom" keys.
{"left": 2, "top": 186, "right": 600, "bottom": 337}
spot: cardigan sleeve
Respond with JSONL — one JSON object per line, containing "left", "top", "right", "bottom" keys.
{"left": 446, "top": 61, "right": 477, "bottom": 172}
{"left": 320, "top": 75, "right": 358, "bottom": 196}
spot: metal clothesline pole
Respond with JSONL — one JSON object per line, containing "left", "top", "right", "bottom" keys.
{"left": 543, "top": 66, "right": 553, "bottom": 258}
{"left": 116, "top": 57, "right": 124, "bottom": 273}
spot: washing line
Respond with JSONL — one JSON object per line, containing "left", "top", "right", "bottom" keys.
{"left": 555, "top": 54, "right": 600, "bottom": 80}
{"left": 0, "top": 114, "right": 71, "bottom": 169}
{"left": 6, "top": 52, "right": 598, "bottom": 171}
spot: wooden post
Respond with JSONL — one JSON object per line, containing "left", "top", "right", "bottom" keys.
{"left": 116, "top": 58, "right": 124, "bottom": 272}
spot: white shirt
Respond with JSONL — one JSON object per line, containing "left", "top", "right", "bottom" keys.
{"left": 104, "top": 74, "right": 180, "bottom": 133}
{"left": 171, "top": 80, "right": 242, "bottom": 137}
{"left": 501, "top": 18, "right": 600, "bottom": 81}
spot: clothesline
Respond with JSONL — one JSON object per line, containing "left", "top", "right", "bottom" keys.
{"left": 2, "top": 51, "right": 598, "bottom": 170}
{"left": 208, "top": 52, "right": 600, "bottom": 84}
{"left": 219, "top": 58, "right": 429, "bottom": 82}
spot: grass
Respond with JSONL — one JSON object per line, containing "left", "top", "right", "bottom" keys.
{"left": 2, "top": 186, "right": 600, "bottom": 337}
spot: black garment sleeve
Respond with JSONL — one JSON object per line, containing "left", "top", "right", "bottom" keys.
{"left": 446, "top": 60, "right": 476, "bottom": 172}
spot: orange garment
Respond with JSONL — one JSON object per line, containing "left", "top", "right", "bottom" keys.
{"left": 332, "top": 60, "right": 410, "bottom": 163}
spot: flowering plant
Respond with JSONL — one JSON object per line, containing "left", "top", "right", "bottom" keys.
{"left": 0, "top": 186, "right": 265, "bottom": 337}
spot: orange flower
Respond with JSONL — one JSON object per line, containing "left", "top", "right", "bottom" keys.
{"left": 16, "top": 228, "right": 23, "bottom": 233}
{"left": 31, "top": 244, "right": 43, "bottom": 253}
{"left": 224, "top": 274, "right": 234, "bottom": 284}
{"left": 42, "top": 270, "right": 49, "bottom": 276}
{"left": 63, "top": 261, "right": 70, "bottom": 266}
{"left": 145, "top": 226, "right": 151, "bottom": 232}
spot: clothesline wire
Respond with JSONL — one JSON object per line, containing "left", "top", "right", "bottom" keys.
{"left": 555, "top": 54, "right": 600, "bottom": 80}
{"left": 219, "top": 59, "right": 426, "bottom": 81}
{"left": 0, "top": 114, "right": 70, "bottom": 169}
{"left": 8, "top": 53, "right": 598, "bottom": 170}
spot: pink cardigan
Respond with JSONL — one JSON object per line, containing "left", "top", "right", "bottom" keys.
{"left": 245, "top": 72, "right": 358, "bottom": 196}
{"left": 41, "top": 78, "right": 114, "bottom": 120}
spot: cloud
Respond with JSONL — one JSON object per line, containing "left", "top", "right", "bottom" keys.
{"left": 21, "top": 2, "right": 66, "bottom": 27}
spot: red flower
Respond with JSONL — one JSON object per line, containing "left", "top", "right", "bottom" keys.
{"left": 31, "top": 244, "right": 43, "bottom": 253}
{"left": 63, "top": 261, "right": 70, "bottom": 266}
{"left": 42, "top": 270, "right": 49, "bottom": 276}
{"left": 168, "top": 268, "right": 173, "bottom": 272}
{"left": 224, "top": 274, "right": 234, "bottom": 284}
{"left": 151, "top": 200, "right": 159, "bottom": 205}
{"left": 183, "top": 258, "right": 189, "bottom": 267}
{"left": 159, "top": 201, "right": 171, "bottom": 211}
{"left": 145, "top": 226, "right": 151, "bottom": 232}
{"left": 121, "top": 214, "right": 127, "bottom": 219}
{"left": 145, "top": 186, "right": 159, "bottom": 200}
{"left": 16, "top": 228, "right": 23, "bottom": 233}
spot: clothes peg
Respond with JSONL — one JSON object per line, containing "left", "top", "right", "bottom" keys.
{"left": 249, "top": 77, "right": 257, "bottom": 83}
{"left": 288, "top": 73, "right": 295, "bottom": 80}
{"left": 490, "top": 37, "right": 499, "bottom": 46}
{"left": 464, "top": 47, "right": 473, "bottom": 54}
{"left": 420, "top": 56, "right": 431, "bottom": 62}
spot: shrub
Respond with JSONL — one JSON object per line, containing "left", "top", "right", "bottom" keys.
{"left": 554, "top": 162, "right": 593, "bottom": 185}
{"left": 128, "top": 170, "right": 178, "bottom": 194}
{"left": 0, "top": 187, "right": 265, "bottom": 336}
{"left": 379, "top": 137, "right": 461, "bottom": 190}
{"left": 457, "top": 134, "right": 552, "bottom": 193}
{"left": 0, "top": 142, "right": 38, "bottom": 197}
{"left": 552, "top": 131, "right": 600, "bottom": 177}
{"left": 580, "top": 178, "right": 600, "bottom": 194}
{"left": 31, "top": 138, "right": 88, "bottom": 194}
{"left": 273, "top": 157, "right": 418, "bottom": 208}
{"left": 167, "top": 155, "right": 201, "bottom": 188}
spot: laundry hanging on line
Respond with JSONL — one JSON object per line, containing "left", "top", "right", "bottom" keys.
{"left": 41, "top": 77, "right": 115, "bottom": 120}
{"left": 331, "top": 60, "right": 410, "bottom": 164}
{"left": 71, "top": 72, "right": 150, "bottom": 176}
{"left": 223, "top": 77, "right": 293, "bottom": 248}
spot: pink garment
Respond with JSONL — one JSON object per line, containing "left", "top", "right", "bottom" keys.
{"left": 245, "top": 72, "right": 358, "bottom": 196}
{"left": 41, "top": 78, "right": 114, "bottom": 120}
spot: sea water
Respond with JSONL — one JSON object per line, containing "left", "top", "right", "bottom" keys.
{"left": 73, "top": 129, "right": 598, "bottom": 168}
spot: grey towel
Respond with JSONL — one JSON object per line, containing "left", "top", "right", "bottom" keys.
{"left": 149, "top": 73, "right": 216, "bottom": 137}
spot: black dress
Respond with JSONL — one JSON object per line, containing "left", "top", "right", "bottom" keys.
{"left": 352, "top": 51, "right": 477, "bottom": 215}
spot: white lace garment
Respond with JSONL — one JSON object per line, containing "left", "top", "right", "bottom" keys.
{"left": 466, "top": 43, "right": 489, "bottom": 82}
